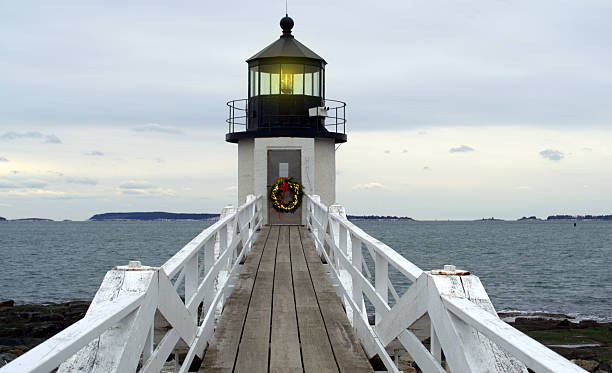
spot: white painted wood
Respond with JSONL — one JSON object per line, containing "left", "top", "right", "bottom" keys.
{"left": 184, "top": 252, "right": 198, "bottom": 315}
{"left": 58, "top": 269, "right": 158, "bottom": 373}
{"left": 427, "top": 278, "right": 474, "bottom": 373}
{"left": 430, "top": 322, "right": 441, "bottom": 364}
{"left": 396, "top": 330, "right": 446, "bottom": 373}
{"left": 302, "top": 194, "right": 586, "bottom": 373}
{"left": 375, "top": 252, "right": 388, "bottom": 324}
{"left": 1, "top": 195, "right": 264, "bottom": 373}
{"left": 375, "top": 275, "right": 427, "bottom": 345}
{"left": 350, "top": 232, "right": 365, "bottom": 328}
{"left": 158, "top": 272, "right": 196, "bottom": 345}
{"left": 444, "top": 297, "right": 586, "bottom": 373}
{"left": 1, "top": 294, "right": 144, "bottom": 373}
{"left": 3, "top": 194, "right": 585, "bottom": 373}
{"left": 140, "top": 329, "right": 181, "bottom": 373}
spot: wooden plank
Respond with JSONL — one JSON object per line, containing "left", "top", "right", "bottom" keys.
{"left": 270, "top": 226, "right": 302, "bottom": 373}
{"left": 299, "top": 227, "right": 373, "bottom": 373}
{"left": 199, "top": 226, "right": 271, "bottom": 373}
{"left": 233, "top": 226, "right": 279, "bottom": 373}
{"left": 291, "top": 226, "right": 339, "bottom": 373}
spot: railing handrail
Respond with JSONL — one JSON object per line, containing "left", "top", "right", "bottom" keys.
{"left": 1, "top": 194, "right": 264, "bottom": 373}
{"left": 304, "top": 194, "right": 586, "bottom": 373}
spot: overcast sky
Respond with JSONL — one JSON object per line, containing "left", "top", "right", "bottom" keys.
{"left": 1, "top": 0, "right": 611, "bottom": 220}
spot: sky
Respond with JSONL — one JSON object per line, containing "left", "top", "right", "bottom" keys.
{"left": 1, "top": 0, "right": 611, "bottom": 220}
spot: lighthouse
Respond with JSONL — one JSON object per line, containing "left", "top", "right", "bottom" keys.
{"left": 226, "top": 15, "right": 346, "bottom": 225}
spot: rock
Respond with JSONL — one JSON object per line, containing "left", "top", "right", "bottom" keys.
{"left": 572, "top": 359, "right": 599, "bottom": 371}
{"left": 0, "top": 300, "right": 14, "bottom": 308}
{"left": 595, "top": 370, "right": 608, "bottom": 373}
{"left": 598, "top": 362, "right": 611, "bottom": 371}
{"left": 0, "top": 352, "right": 17, "bottom": 366}
{"left": 557, "top": 319, "right": 571, "bottom": 327}
{"left": 7, "top": 349, "right": 23, "bottom": 357}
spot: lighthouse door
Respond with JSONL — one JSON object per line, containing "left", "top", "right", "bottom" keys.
{"left": 267, "top": 149, "right": 302, "bottom": 225}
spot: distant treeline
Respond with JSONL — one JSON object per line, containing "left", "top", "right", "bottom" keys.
{"left": 546, "top": 215, "right": 612, "bottom": 221}
{"left": 347, "top": 215, "right": 415, "bottom": 221}
{"left": 89, "top": 212, "right": 220, "bottom": 221}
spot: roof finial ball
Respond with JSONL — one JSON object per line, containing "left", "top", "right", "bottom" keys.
{"left": 280, "top": 14, "right": 294, "bottom": 36}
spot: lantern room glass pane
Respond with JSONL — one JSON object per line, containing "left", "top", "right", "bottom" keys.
{"left": 280, "top": 64, "right": 304, "bottom": 95}
{"left": 259, "top": 64, "right": 280, "bottom": 95}
{"left": 260, "top": 72, "right": 270, "bottom": 95}
{"left": 271, "top": 73, "right": 279, "bottom": 94}
{"left": 304, "top": 73, "right": 312, "bottom": 96}
{"left": 249, "top": 67, "right": 258, "bottom": 97}
{"left": 304, "top": 65, "right": 321, "bottom": 97}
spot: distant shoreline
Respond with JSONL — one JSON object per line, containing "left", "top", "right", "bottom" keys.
{"left": 2, "top": 213, "right": 612, "bottom": 222}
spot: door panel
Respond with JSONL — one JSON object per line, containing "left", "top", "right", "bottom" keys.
{"left": 268, "top": 149, "right": 301, "bottom": 225}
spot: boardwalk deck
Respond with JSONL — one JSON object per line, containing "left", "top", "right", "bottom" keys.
{"left": 199, "top": 225, "right": 373, "bottom": 373}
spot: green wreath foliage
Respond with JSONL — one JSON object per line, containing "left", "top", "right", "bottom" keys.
{"left": 269, "top": 177, "right": 303, "bottom": 213}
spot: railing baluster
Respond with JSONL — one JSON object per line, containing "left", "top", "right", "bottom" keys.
{"left": 351, "top": 234, "right": 364, "bottom": 327}
{"left": 431, "top": 323, "right": 442, "bottom": 364}
{"left": 185, "top": 252, "right": 198, "bottom": 312}
{"left": 375, "top": 252, "right": 389, "bottom": 324}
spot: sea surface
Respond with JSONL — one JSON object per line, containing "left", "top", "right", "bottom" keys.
{"left": 1, "top": 220, "right": 610, "bottom": 321}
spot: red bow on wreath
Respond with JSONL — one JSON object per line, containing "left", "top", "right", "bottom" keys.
{"left": 278, "top": 179, "right": 290, "bottom": 219}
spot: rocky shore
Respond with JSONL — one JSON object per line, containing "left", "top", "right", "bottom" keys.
{"left": 0, "top": 300, "right": 89, "bottom": 366}
{"left": 1, "top": 300, "right": 610, "bottom": 371}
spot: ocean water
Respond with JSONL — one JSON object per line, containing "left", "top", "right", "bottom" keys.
{"left": 0, "top": 220, "right": 610, "bottom": 321}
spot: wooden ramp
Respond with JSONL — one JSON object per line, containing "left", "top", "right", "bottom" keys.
{"left": 199, "top": 225, "right": 373, "bottom": 373}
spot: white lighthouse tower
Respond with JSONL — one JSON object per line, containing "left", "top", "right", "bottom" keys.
{"left": 226, "top": 15, "right": 346, "bottom": 224}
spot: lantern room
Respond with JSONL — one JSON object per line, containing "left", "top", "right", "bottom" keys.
{"left": 226, "top": 15, "right": 346, "bottom": 225}
{"left": 226, "top": 15, "right": 346, "bottom": 143}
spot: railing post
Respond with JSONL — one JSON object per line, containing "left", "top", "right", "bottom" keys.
{"left": 350, "top": 233, "right": 364, "bottom": 328}
{"left": 185, "top": 253, "right": 198, "bottom": 316}
{"left": 375, "top": 251, "right": 388, "bottom": 324}
{"left": 430, "top": 323, "right": 442, "bottom": 364}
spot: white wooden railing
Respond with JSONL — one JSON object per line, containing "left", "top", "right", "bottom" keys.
{"left": 1, "top": 194, "right": 263, "bottom": 373}
{"left": 305, "top": 194, "right": 586, "bottom": 373}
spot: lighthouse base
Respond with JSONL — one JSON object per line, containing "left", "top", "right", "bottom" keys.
{"left": 237, "top": 137, "right": 335, "bottom": 225}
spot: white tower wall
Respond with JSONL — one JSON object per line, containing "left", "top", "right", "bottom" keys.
{"left": 237, "top": 137, "right": 336, "bottom": 224}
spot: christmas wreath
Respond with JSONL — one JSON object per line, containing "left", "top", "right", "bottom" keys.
{"left": 269, "top": 177, "right": 303, "bottom": 215}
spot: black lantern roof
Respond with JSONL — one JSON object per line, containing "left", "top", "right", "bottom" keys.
{"left": 246, "top": 15, "right": 326, "bottom": 64}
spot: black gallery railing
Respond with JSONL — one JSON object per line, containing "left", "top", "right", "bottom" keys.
{"left": 226, "top": 98, "right": 346, "bottom": 135}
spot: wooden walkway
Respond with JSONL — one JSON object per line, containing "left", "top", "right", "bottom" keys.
{"left": 199, "top": 225, "right": 373, "bottom": 373}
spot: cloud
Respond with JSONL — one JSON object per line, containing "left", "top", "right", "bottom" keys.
{"left": 66, "top": 177, "right": 98, "bottom": 185}
{"left": 1, "top": 131, "right": 44, "bottom": 140}
{"left": 0, "top": 180, "right": 47, "bottom": 189}
{"left": 0, "top": 131, "right": 62, "bottom": 144}
{"left": 119, "top": 187, "right": 175, "bottom": 196}
{"left": 539, "top": 149, "right": 564, "bottom": 161}
{"left": 449, "top": 145, "right": 475, "bottom": 153}
{"left": 0, "top": 157, "right": 8, "bottom": 162}
{"left": 353, "top": 182, "right": 387, "bottom": 190}
{"left": 45, "top": 135, "right": 62, "bottom": 144}
{"left": 120, "top": 181, "right": 154, "bottom": 189}
{"left": 85, "top": 151, "right": 104, "bottom": 156}
{"left": 132, "top": 123, "right": 183, "bottom": 134}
